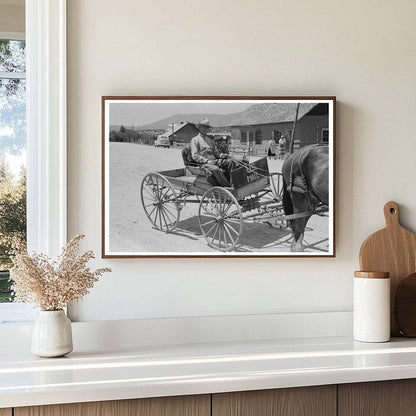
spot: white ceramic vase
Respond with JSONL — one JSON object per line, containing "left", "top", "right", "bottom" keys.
{"left": 31, "top": 310, "right": 73, "bottom": 357}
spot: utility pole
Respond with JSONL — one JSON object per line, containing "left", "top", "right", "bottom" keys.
{"left": 289, "top": 103, "right": 300, "bottom": 154}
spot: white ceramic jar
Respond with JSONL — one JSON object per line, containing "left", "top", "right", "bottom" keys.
{"left": 31, "top": 310, "right": 73, "bottom": 357}
{"left": 353, "top": 271, "right": 390, "bottom": 343}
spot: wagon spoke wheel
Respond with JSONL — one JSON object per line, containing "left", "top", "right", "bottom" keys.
{"left": 141, "top": 173, "right": 180, "bottom": 232}
{"left": 270, "top": 172, "right": 284, "bottom": 200}
{"left": 199, "top": 187, "right": 243, "bottom": 252}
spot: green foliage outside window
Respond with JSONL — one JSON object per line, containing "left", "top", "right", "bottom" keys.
{"left": 0, "top": 39, "right": 27, "bottom": 302}
{"left": 0, "top": 161, "right": 26, "bottom": 302}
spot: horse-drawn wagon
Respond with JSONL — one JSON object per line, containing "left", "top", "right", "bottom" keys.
{"left": 141, "top": 156, "right": 288, "bottom": 251}
{"left": 140, "top": 144, "right": 329, "bottom": 252}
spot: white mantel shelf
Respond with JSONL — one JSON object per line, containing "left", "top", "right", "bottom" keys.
{"left": 2, "top": 336, "right": 416, "bottom": 408}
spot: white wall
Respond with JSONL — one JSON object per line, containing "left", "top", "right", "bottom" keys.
{"left": 0, "top": 3, "right": 24, "bottom": 33}
{"left": 67, "top": 0, "right": 416, "bottom": 322}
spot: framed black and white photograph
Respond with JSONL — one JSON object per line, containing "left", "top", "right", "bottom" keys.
{"left": 102, "top": 96, "right": 336, "bottom": 257}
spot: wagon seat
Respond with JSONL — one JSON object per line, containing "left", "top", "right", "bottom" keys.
{"left": 181, "top": 146, "right": 206, "bottom": 176}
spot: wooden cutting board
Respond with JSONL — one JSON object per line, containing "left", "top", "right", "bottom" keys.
{"left": 395, "top": 273, "right": 416, "bottom": 337}
{"left": 359, "top": 201, "right": 416, "bottom": 336}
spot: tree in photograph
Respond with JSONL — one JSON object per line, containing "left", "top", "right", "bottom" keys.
{"left": 109, "top": 126, "right": 157, "bottom": 145}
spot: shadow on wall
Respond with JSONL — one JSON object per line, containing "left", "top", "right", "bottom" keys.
{"left": 337, "top": 102, "right": 354, "bottom": 261}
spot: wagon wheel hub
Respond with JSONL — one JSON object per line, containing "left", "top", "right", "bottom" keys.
{"left": 198, "top": 187, "right": 243, "bottom": 252}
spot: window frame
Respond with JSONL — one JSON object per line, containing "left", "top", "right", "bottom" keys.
{"left": 321, "top": 128, "right": 329, "bottom": 143}
{"left": 247, "top": 131, "right": 253, "bottom": 145}
{"left": 0, "top": 31, "right": 25, "bottom": 78}
{"left": 255, "top": 129, "right": 263, "bottom": 145}
{"left": 0, "top": 0, "right": 67, "bottom": 323}
{"left": 273, "top": 130, "right": 282, "bottom": 141}
{"left": 240, "top": 131, "right": 247, "bottom": 144}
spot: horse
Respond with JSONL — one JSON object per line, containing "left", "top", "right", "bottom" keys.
{"left": 281, "top": 144, "right": 329, "bottom": 252}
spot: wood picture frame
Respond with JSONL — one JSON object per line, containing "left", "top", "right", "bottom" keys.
{"left": 102, "top": 96, "right": 336, "bottom": 258}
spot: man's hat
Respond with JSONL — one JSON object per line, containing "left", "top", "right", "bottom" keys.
{"left": 198, "top": 118, "right": 210, "bottom": 127}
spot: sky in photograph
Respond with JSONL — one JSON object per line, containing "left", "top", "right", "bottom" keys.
{"left": 109, "top": 102, "right": 252, "bottom": 126}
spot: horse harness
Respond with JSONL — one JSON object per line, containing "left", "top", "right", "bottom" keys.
{"left": 287, "top": 145, "right": 322, "bottom": 209}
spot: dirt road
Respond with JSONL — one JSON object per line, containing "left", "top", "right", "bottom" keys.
{"left": 108, "top": 142, "right": 329, "bottom": 254}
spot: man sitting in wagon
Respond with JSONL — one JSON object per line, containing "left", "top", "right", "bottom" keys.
{"left": 191, "top": 119, "right": 235, "bottom": 187}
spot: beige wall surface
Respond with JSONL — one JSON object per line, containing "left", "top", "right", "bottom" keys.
{"left": 0, "top": 4, "right": 24, "bottom": 33}
{"left": 67, "top": 0, "right": 416, "bottom": 321}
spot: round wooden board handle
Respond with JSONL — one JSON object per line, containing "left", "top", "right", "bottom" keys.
{"left": 384, "top": 201, "right": 400, "bottom": 228}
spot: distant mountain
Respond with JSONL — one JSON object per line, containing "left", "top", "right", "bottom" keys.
{"left": 136, "top": 112, "right": 242, "bottom": 130}
{"left": 109, "top": 125, "right": 163, "bottom": 132}
{"left": 113, "top": 102, "right": 318, "bottom": 131}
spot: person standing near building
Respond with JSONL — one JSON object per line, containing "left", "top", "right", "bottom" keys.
{"left": 278, "top": 135, "right": 287, "bottom": 159}
{"left": 268, "top": 136, "right": 277, "bottom": 160}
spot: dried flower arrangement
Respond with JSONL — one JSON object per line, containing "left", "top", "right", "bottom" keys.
{"left": 10, "top": 234, "right": 111, "bottom": 311}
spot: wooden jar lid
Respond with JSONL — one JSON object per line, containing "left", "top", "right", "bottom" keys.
{"left": 354, "top": 271, "right": 390, "bottom": 279}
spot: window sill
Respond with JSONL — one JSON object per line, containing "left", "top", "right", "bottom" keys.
{"left": 0, "top": 303, "right": 35, "bottom": 324}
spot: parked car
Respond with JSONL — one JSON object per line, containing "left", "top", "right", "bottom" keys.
{"left": 155, "top": 135, "right": 170, "bottom": 148}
